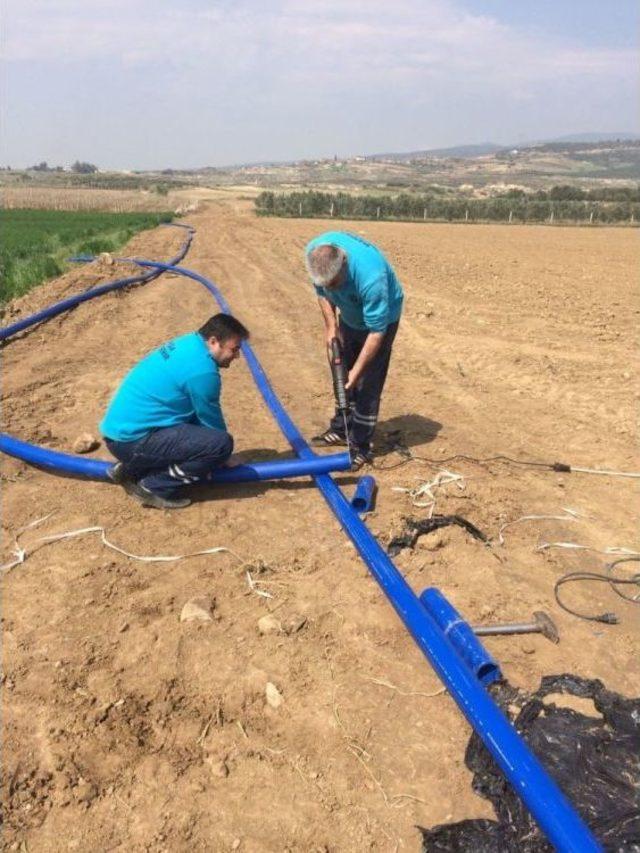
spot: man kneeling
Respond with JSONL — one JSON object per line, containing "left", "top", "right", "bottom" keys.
{"left": 100, "top": 313, "right": 249, "bottom": 509}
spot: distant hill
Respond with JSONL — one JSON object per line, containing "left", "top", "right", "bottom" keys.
{"left": 368, "top": 143, "right": 503, "bottom": 161}
{"left": 546, "top": 132, "right": 640, "bottom": 144}
{"left": 368, "top": 133, "right": 640, "bottom": 163}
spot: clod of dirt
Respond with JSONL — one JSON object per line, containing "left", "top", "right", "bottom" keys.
{"left": 257, "top": 615, "right": 280, "bottom": 635}
{"left": 265, "top": 682, "right": 283, "bottom": 709}
{"left": 72, "top": 433, "right": 100, "bottom": 454}
{"left": 282, "top": 615, "right": 307, "bottom": 635}
{"left": 180, "top": 596, "right": 215, "bottom": 623}
{"left": 205, "top": 755, "right": 229, "bottom": 778}
{"left": 74, "top": 781, "right": 98, "bottom": 806}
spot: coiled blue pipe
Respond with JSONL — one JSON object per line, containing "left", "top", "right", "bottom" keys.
{"left": 350, "top": 475, "right": 377, "bottom": 513}
{"left": 0, "top": 253, "right": 600, "bottom": 851}
{"left": 0, "top": 434, "right": 350, "bottom": 483}
{"left": 419, "top": 588, "right": 501, "bottom": 686}
{"left": 127, "top": 260, "right": 600, "bottom": 852}
{"left": 0, "top": 223, "right": 194, "bottom": 341}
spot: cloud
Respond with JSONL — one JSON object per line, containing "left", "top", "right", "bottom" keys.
{"left": 3, "top": 0, "right": 636, "bottom": 167}
{"left": 5, "top": 0, "right": 634, "bottom": 88}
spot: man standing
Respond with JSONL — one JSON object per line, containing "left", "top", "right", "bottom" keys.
{"left": 305, "top": 231, "right": 404, "bottom": 469}
{"left": 100, "top": 313, "right": 249, "bottom": 509}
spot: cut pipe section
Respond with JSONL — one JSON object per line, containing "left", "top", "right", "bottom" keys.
{"left": 420, "top": 587, "right": 501, "bottom": 686}
{"left": 350, "top": 475, "right": 377, "bottom": 513}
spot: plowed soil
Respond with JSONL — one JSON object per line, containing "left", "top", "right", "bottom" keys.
{"left": 2, "top": 200, "right": 638, "bottom": 851}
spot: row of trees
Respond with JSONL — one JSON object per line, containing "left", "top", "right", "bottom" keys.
{"left": 255, "top": 190, "right": 639, "bottom": 224}
{"left": 505, "top": 184, "right": 640, "bottom": 202}
{"left": 26, "top": 161, "right": 98, "bottom": 173}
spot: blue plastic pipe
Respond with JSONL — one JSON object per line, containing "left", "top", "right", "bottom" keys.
{"left": 126, "top": 261, "right": 600, "bottom": 852}
{"left": 350, "top": 475, "right": 377, "bottom": 513}
{"left": 0, "top": 434, "right": 350, "bottom": 483}
{"left": 419, "top": 588, "right": 501, "bottom": 686}
{"left": 0, "top": 224, "right": 194, "bottom": 341}
{"left": 0, "top": 254, "right": 601, "bottom": 851}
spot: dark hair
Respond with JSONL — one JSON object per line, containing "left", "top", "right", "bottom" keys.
{"left": 198, "top": 313, "right": 249, "bottom": 342}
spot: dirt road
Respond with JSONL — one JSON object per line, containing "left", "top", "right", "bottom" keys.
{"left": 2, "top": 201, "right": 638, "bottom": 850}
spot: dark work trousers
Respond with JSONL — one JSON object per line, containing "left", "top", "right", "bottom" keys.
{"left": 329, "top": 319, "right": 399, "bottom": 453}
{"left": 105, "top": 423, "right": 233, "bottom": 498}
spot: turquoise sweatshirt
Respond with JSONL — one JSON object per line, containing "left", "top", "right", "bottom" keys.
{"left": 100, "top": 332, "right": 226, "bottom": 442}
{"left": 306, "top": 231, "right": 404, "bottom": 332}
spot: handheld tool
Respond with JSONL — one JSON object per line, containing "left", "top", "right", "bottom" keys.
{"left": 329, "top": 337, "right": 351, "bottom": 453}
{"left": 472, "top": 611, "right": 559, "bottom": 644}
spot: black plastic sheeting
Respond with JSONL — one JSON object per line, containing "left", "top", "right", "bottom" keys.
{"left": 419, "top": 674, "right": 640, "bottom": 852}
{"left": 387, "top": 515, "right": 488, "bottom": 557}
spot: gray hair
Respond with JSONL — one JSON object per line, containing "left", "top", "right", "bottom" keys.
{"left": 305, "top": 244, "right": 346, "bottom": 286}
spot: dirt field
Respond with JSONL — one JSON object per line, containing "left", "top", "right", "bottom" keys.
{"left": 2, "top": 200, "right": 638, "bottom": 851}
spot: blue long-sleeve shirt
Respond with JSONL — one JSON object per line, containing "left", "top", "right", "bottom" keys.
{"left": 100, "top": 332, "right": 226, "bottom": 442}
{"left": 306, "top": 231, "right": 404, "bottom": 332}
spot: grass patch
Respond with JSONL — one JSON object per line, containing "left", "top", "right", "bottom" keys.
{"left": 0, "top": 208, "right": 174, "bottom": 303}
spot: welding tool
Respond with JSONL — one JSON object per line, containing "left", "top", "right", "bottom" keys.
{"left": 329, "top": 337, "right": 351, "bottom": 453}
{"left": 472, "top": 611, "right": 559, "bottom": 644}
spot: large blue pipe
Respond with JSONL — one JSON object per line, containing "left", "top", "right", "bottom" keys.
{"left": 0, "top": 253, "right": 600, "bottom": 850}
{"left": 0, "top": 433, "right": 350, "bottom": 482}
{"left": 0, "top": 223, "right": 194, "bottom": 341}
{"left": 127, "top": 260, "right": 600, "bottom": 852}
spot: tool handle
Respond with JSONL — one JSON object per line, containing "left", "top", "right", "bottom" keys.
{"left": 330, "top": 337, "right": 349, "bottom": 412}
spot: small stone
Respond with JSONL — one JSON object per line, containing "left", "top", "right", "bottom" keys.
{"left": 180, "top": 596, "right": 214, "bottom": 623}
{"left": 74, "top": 781, "right": 98, "bottom": 804}
{"left": 118, "top": 622, "right": 129, "bottom": 633}
{"left": 283, "top": 615, "right": 307, "bottom": 635}
{"left": 265, "top": 682, "right": 283, "bottom": 709}
{"left": 522, "top": 646, "right": 535, "bottom": 655}
{"left": 232, "top": 840, "right": 241, "bottom": 851}
{"left": 257, "top": 615, "right": 280, "bottom": 635}
{"left": 205, "top": 756, "right": 229, "bottom": 778}
{"left": 73, "top": 433, "right": 100, "bottom": 454}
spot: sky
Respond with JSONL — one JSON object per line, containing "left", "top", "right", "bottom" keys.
{"left": 2, "top": 0, "right": 638, "bottom": 170}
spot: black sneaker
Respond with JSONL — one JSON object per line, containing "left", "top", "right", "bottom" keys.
{"left": 350, "top": 450, "right": 373, "bottom": 471}
{"left": 311, "top": 430, "right": 348, "bottom": 447}
{"left": 122, "top": 479, "right": 191, "bottom": 509}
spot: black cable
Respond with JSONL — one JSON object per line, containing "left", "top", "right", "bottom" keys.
{"left": 553, "top": 559, "right": 640, "bottom": 624}
{"left": 607, "top": 557, "right": 640, "bottom": 603}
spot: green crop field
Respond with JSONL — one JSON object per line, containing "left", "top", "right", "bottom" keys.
{"left": 0, "top": 208, "right": 174, "bottom": 303}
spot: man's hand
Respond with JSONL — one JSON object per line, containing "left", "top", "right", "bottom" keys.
{"left": 345, "top": 330, "right": 385, "bottom": 388}
{"left": 345, "top": 366, "right": 360, "bottom": 390}
{"left": 326, "top": 330, "right": 344, "bottom": 362}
